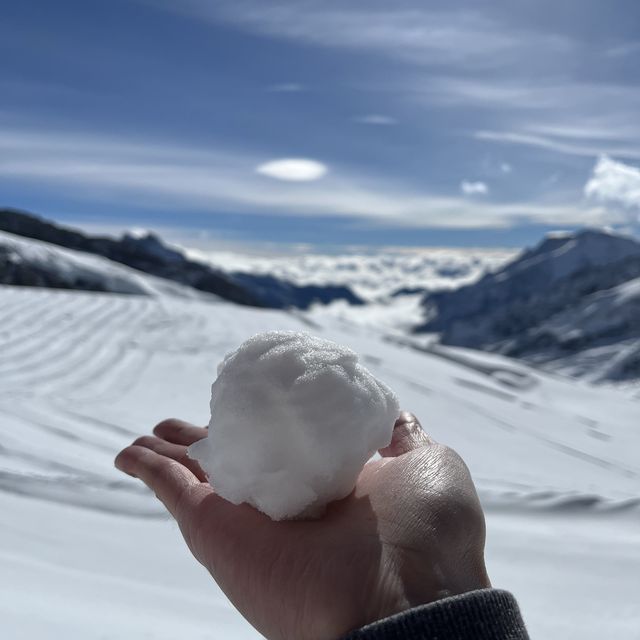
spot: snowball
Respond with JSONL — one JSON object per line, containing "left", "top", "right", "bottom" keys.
{"left": 188, "top": 331, "right": 399, "bottom": 520}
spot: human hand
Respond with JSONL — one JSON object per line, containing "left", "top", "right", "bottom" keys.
{"left": 115, "top": 412, "right": 490, "bottom": 640}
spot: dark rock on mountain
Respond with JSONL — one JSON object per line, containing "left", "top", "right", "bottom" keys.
{"left": 232, "top": 273, "right": 364, "bottom": 309}
{"left": 391, "top": 286, "right": 430, "bottom": 297}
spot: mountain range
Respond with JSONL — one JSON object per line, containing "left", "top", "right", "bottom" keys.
{"left": 0, "top": 209, "right": 362, "bottom": 309}
{"left": 2, "top": 208, "right": 639, "bottom": 383}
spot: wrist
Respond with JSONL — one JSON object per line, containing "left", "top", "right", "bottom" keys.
{"left": 368, "top": 552, "right": 491, "bottom": 629}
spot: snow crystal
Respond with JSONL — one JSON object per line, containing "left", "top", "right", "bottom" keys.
{"left": 188, "top": 331, "right": 399, "bottom": 520}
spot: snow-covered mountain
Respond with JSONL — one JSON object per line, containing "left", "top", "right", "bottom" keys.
{"left": 0, "top": 230, "right": 215, "bottom": 298}
{"left": 0, "top": 210, "right": 364, "bottom": 309}
{"left": 0, "top": 209, "right": 262, "bottom": 305}
{"left": 5, "top": 210, "right": 640, "bottom": 383}
{"left": 2, "top": 211, "right": 638, "bottom": 638}
{"left": 1, "top": 284, "right": 638, "bottom": 639}
{"left": 417, "top": 229, "right": 640, "bottom": 383}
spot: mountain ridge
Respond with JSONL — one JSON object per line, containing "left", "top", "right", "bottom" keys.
{"left": 416, "top": 228, "right": 640, "bottom": 381}
{"left": 0, "top": 208, "right": 363, "bottom": 309}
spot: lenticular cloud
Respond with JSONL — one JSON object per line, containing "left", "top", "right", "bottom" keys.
{"left": 188, "top": 331, "right": 399, "bottom": 520}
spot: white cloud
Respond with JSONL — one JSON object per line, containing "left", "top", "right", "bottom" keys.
{"left": 526, "top": 121, "right": 640, "bottom": 142}
{"left": 474, "top": 130, "right": 640, "bottom": 160}
{"left": 460, "top": 181, "right": 489, "bottom": 196}
{"left": 353, "top": 114, "right": 397, "bottom": 126}
{"left": 149, "top": 1, "right": 571, "bottom": 70}
{"left": 419, "top": 78, "right": 640, "bottom": 130}
{"left": 605, "top": 42, "right": 640, "bottom": 58}
{"left": 500, "top": 163, "right": 512, "bottom": 174}
{"left": 0, "top": 125, "right": 623, "bottom": 229}
{"left": 139, "top": 1, "right": 640, "bottom": 166}
{"left": 418, "top": 78, "right": 640, "bottom": 160}
{"left": 585, "top": 156, "right": 640, "bottom": 210}
{"left": 255, "top": 158, "right": 328, "bottom": 181}
{"left": 139, "top": 0, "right": 640, "bottom": 169}
{"left": 421, "top": 77, "right": 562, "bottom": 109}
{"left": 268, "top": 82, "right": 305, "bottom": 92}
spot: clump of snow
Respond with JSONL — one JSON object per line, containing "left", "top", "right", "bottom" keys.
{"left": 188, "top": 331, "right": 399, "bottom": 520}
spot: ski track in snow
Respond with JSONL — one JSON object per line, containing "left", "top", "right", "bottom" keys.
{"left": 0, "top": 284, "right": 639, "bottom": 639}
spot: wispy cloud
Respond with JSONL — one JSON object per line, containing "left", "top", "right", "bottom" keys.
{"left": 142, "top": 0, "right": 640, "bottom": 169}
{"left": 474, "top": 130, "right": 640, "bottom": 160}
{"left": 604, "top": 42, "right": 640, "bottom": 58}
{"left": 585, "top": 156, "right": 640, "bottom": 212}
{"left": 353, "top": 114, "right": 397, "bottom": 126}
{"left": 267, "top": 82, "right": 305, "bottom": 93}
{"left": 461, "top": 181, "right": 489, "bottom": 196}
{"left": 416, "top": 76, "right": 640, "bottom": 160}
{"left": 0, "top": 124, "right": 620, "bottom": 229}
{"left": 256, "top": 158, "right": 327, "bottom": 181}
{"left": 147, "top": 1, "right": 572, "bottom": 70}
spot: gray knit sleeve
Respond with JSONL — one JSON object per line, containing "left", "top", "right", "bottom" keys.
{"left": 343, "top": 589, "right": 529, "bottom": 640}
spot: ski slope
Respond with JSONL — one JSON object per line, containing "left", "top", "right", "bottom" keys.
{"left": 1, "top": 285, "right": 638, "bottom": 639}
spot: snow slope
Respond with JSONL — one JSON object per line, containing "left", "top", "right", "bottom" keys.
{"left": 515, "top": 276, "right": 640, "bottom": 382}
{"left": 418, "top": 229, "right": 640, "bottom": 383}
{"left": 1, "top": 285, "right": 639, "bottom": 639}
{"left": 0, "top": 230, "right": 210, "bottom": 299}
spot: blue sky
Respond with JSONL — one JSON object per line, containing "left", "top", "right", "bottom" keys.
{"left": 2, "top": 0, "right": 640, "bottom": 248}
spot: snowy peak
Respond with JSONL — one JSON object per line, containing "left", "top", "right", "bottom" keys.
{"left": 120, "top": 230, "right": 186, "bottom": 265}
{"left": 513, "top": 229, "right": 640, "bottom": 281}
{"left": 418, "top": 228, "right": 640, "bottom": 381}
{"left": 0, "top": 230, "right": 206, "bottom": 298}
{"left": 0, "top": 209, "right": 262, "bottom": 305}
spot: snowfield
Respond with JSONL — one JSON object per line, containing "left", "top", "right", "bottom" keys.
{"left": 1, "top": 284, "right": 639, "bottom": 639}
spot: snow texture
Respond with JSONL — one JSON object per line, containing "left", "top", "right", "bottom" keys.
{"left": 188, "top": 331, "right": 399, "bottom": 520}
{"left": 2, "top": 259, "right": 640, "bottom": 639}
{"left": 3, "top": 281, "right": 636, "bottom": 513}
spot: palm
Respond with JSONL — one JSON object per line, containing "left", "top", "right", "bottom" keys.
{"left": 116, "top": 415, "right": 490, "bottom": 640}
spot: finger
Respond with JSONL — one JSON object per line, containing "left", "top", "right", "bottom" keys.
{"left": 131, "top": 435, "right": 207, "bottom": 481}
{"left": 379, "top": 411, "right": 435, "bottom": 457}
{"left": 114, "top": 445, "right": 203, "bottom": 518}
{"left": 153, "top": 418, "right": 208, "bottom": 446}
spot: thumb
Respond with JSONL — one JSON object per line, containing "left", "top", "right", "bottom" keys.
{"left": 379, "top": 411, "right": 435, "bottom": 457}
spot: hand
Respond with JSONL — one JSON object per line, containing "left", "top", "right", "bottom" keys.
{"left": 115, "top": 412, "right": 490, "bottom": 640}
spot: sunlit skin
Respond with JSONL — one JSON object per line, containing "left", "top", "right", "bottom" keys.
{"left": 115, "top": 412, "right": 491, "bottom": 640}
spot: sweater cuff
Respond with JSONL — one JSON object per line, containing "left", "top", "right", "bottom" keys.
{"left": 343, "top": 589, "right": 529, "bottom": 640}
